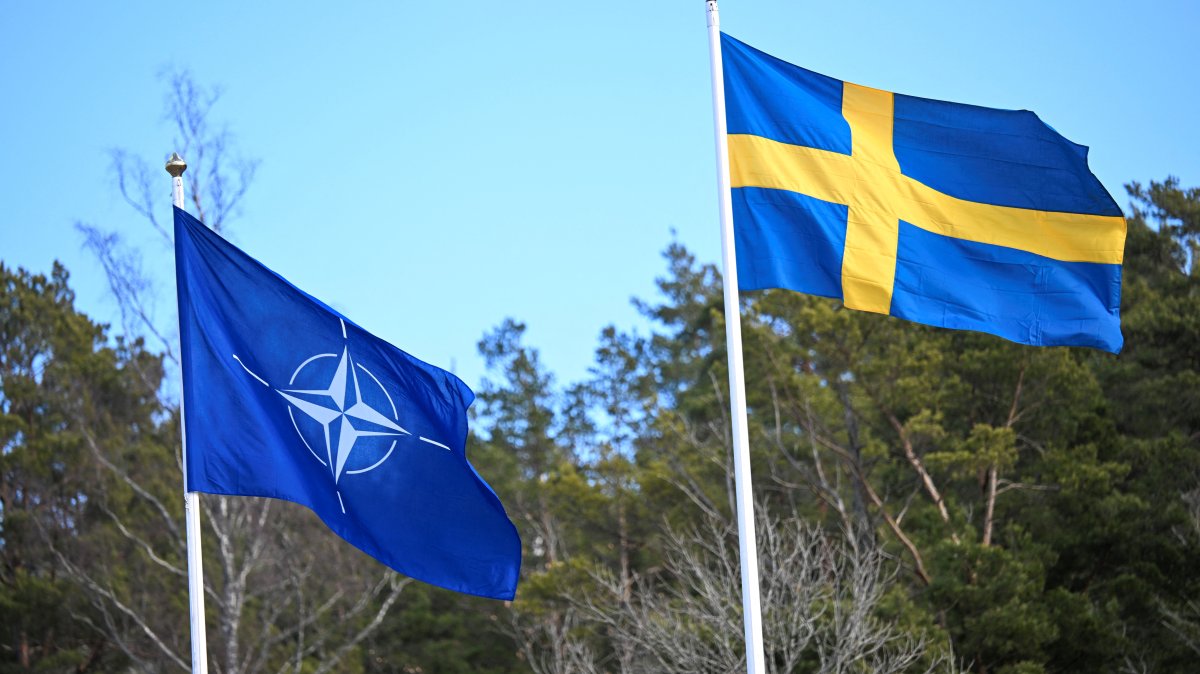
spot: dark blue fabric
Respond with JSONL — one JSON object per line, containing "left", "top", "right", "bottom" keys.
{"left": 721, "top": 33, "right": 850, "bottom": 155}
{"left": 734, "top": 187, "right": 847, "bottom": 299}
{"left": 174, "top": 208, "right": 521, "bottom": 600}
{"left": 893, "top": 94, "right": 1122, "bottom": 215}
{"left": 890, "top": 220, "right": 1123, "bottom": 351}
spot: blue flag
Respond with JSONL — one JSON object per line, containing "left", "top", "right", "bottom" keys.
{"left": 174, "top": 207, "right": 521, "bottom": 600}
{"left": 722, "top": 33, "right": 1127, "bottom": 352}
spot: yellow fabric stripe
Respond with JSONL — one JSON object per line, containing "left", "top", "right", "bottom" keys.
{"left": 726, "top": 136, "right": 1126, "bottom": 265}
{"left": 842, "top": 83, "right": 899, "bottom": 173}
{"left": 728, "top": 134, "right": 853, "bottom": 205}
{"left": 890, "top": 178, "right": 1126, "bottom": 264}
{"left": 839, "top": 84, "right": 900, "bottom": 314}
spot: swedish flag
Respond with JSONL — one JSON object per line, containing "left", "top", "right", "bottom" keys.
{"left": 722, "top": 34, "right": 1126, "bottom": 352}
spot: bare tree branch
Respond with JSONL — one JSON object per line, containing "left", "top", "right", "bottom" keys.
{"left": 53, "top": 548, "right": 190, "bottom": 672}
{"left": 555, "top": 509, "right": 959, "bottom": 674}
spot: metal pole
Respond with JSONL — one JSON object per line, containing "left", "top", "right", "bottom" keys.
{"left": 704, "top": 3, "right": 767, "bottom": 673}
{"left": 168, "top": 152, "right": 209, "bottom": 674}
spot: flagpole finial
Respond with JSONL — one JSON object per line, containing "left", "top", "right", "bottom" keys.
{"left": 166, "top": 152, "right": 188, "bottom": 178}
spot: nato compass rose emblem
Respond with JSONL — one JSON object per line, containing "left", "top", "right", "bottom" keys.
{"left": 232, "top": 318, "right": 451, "bottom": 513}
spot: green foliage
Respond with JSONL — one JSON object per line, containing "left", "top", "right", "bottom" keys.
{"left": 485, "top": 178, "right": 1200, "bottom": 673}
{"left": 363, "top": 584, "right": 521, "bottom": 674}
{"left": 6, "top": 176, "right": 1200, "bottom": 673}
{"left": 0, "top": 262, "right": 165, "bottom": 672}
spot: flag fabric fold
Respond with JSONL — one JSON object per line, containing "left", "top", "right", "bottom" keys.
{"left": 721, "top": 33, "right": 1127, "bottom": 352}
{"left": 174, "top": 207, "right": 521, "bottom": 600}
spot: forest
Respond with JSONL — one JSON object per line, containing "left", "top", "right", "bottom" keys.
{"left": 2, "top": 77, "right": 1199, "bottom": 674}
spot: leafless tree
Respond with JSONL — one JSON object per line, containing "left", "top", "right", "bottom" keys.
{"left": 78, "top": 70, "right": 256, "bottom": 367}
{"left": 61, "top": 70, "right": 408, "bottom": 673}
{"left": 509, "top": 503, "right": 959, "bottom": 674}
{"left": 593, "top": 509, "right": 958, "bottom": 674}
{"left": 508, "top": 606, "right": 604, "bottom": 674}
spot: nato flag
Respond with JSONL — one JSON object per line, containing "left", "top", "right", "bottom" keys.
{"left": 174, "top": 207, "right": 521, "bottom": 600}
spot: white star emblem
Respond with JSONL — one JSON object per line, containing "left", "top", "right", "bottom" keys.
{"left": 276, "top": 346, "right": 410, "bottom": 483}
{"left": 230, "top": 318, "right": 453, "bottom": 515}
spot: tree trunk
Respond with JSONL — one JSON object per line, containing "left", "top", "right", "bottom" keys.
{"left": 982, "top": 463, "right": 999, "bottom": 547}
{"left": 835, "top": 382, "right": 874, "bottom": 550}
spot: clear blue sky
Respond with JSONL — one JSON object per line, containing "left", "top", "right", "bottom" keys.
{"left": 2, "top": 1, "right": 1197, "bottom": 390}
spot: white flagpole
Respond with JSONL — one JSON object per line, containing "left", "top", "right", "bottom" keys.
{"left": 167, "top": 152, "right": 210, "bottom": 674}
{"left": 704, "top": 3, "right": 767, "bottom": 673}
